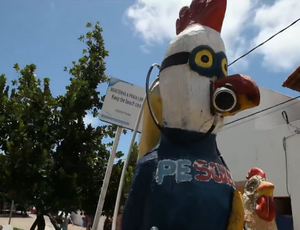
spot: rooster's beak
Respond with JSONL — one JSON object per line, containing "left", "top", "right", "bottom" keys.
{"left": 214, "top": 74, "right": 260, "bottom": 117}
{"left": 257, "top": 181, "right": 275, "bottom": 197}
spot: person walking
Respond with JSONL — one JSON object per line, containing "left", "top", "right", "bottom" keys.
{"left": 86, "top": 215, "right": 92, "bottom": 230}
{"left": 116, "top": 206, "right": 123, "bottom": 230}
{"left": 104, "top": 216, "right": 112, "bottom": 230}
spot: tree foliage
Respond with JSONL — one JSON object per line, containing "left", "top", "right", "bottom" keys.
{"left": 102, "top": 142, "right": 138, "bottom": 217}
{"left": 0, "top": 21, "right": 139, "bottom": 230}
{"left": 0, "top": 21, "right": 126, "bottom": 229}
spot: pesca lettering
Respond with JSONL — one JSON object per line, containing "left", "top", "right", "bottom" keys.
{"left": 224, "top": 166, "right": 235, "bottom": 188}
{"left": 209, "top": 162, "right": 223, "bottom": 183}
{"left": 193, "top": 160, "right": 235, "bottom": 188}
{"left": 156, "top": 159, "right": 192, "bottom": 185}
{"left": 156, "top": 159, "right": 236, "bottom": 189}
{"left": 193, "top": 160, "right": 211, "bottom": 182}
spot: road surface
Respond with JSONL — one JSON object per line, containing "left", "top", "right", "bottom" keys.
{"left": 0, "top": 215, "right": 105, "bottom": 230}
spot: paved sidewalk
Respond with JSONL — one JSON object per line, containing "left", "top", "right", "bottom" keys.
{"left": 0, "top": 215, "right": 88, "bottom": 230}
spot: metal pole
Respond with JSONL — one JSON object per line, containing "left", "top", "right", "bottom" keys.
{"left": 8, "top": 200, "right": 14, "bottom": 225}
{"left": 92, "top": 126, "right": 123, "bottom": 230}
{"left": 111, "top": 99, "right": 145, "bottom": 230}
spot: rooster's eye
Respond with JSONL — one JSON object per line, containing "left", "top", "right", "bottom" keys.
{"left": 221, "top": 58, "right": 228, "bottom": 76}
{"left": 188, "top": 45, "right": 217, "bottom": 78}
{"left": 246, "top": 180, "right": 259, "bottom": 192}
{"left": 194, "top": 49, "right": 214, "bottom": 68}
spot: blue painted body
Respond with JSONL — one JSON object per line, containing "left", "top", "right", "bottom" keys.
{"left": 122, "top": 128, "right": 235, "bottom": 230}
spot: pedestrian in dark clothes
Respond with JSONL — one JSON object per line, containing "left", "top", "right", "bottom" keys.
{"left": 104, "top": 216, "right": 112, "bottom": 230}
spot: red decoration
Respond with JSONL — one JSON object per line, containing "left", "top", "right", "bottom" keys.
{"left": 246, "top": 167, "right": 266, "bottom": 180}
{"left": 176, "top": 0, "right": 227, "bottom": 35}
{"left": 255, "top": 195, "right": 276, "bottom": 222}
{"left": 214, "top": 74, "right": 261, "bottom": 106}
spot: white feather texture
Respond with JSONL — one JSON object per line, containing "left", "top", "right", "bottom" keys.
{"left": 160, "top": 25, "right": 226, "bottom": 133}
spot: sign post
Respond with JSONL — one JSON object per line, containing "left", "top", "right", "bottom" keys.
{"left": 8, "top": 200, "right": 14, "bottom": 225}
{"left": 92, "top": 78, "right": 145, "bottom": 230}
{"left": 110, "top": 78, "right": 158, "bottom": 230}
{"left": 92, "top": 126, "right": 122, "bottom": 230}
{"left": 111, "top": 97, "right": 145, "bottom": 230}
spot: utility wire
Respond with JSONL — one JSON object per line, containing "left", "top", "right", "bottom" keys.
{"left": 228, "top": 17, "right": 300, "bottom": 67}
{"left": 224, "top": 17, "right": 300, "bottom": 126}
{"left": 221, "top": 17, "right": 300, "bottom": 194}
{"left": 224, "top": 96, "right": 300, "bottom": 126}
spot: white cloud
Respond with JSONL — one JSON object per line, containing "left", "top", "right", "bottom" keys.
{"left": 125, "top": 0, "right": 258, "bottom": 67}
{"left": 125, "top": 0, "right": 300, "bottom": 72}
{"left": 140, "top": 44, "right": 151, "bottom": 53}
{"left": 251, "top": 0, "right": 300, "bottom": 71}
{"left": 126, "top": 0, "right": 188, "bottom": 45}
{"left": 83, "top": 114, "right": 100, "bottom": 127}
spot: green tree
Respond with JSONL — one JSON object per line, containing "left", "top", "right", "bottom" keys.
{"left": 50, "top": 20, "right": 113, "bottom": 216}
{"left": 122, "top": 142, "right": 139, "bottom": 197}
{"left": 0, "top": 74, "right": 7, "bottom": 209}
{"left": 0, "top": 64, "right": 59, "bottom": 230}
{"left": 102, "top": 142, "right": 139, "bottom": 217}
{"left": 0, "top": 22, "right": 118, "bottom": 230}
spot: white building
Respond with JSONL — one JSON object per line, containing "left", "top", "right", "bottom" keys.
{"left": 217, "top": 66, "right": 300, "bottom": 229}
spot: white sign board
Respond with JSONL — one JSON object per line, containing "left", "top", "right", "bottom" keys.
{"left": 100, "top": 78, "right": 145, "bottom": 132}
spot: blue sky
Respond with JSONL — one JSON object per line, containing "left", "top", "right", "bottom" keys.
{"left": 0, "top": 0, "right": 299, "bottom": 155}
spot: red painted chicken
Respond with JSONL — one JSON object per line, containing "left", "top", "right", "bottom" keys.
{"left": 243, "top": 167, "right": 278, "bottom": 230}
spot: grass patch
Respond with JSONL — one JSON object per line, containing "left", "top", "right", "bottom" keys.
{"left": 13, "top": 227, "right": 24, "bottom": 230}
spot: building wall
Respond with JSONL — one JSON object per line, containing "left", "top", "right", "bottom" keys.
{"left": 217, "top": 86, "right": 300, "bottom": 197}
{"left": 283, "top": 134, "right": 300, "bottom": 229}
{"left": 216, "top": 86, "right": 300, "bottom": 228}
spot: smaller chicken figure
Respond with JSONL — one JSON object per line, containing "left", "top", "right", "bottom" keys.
{"left": 243, "top": 167, "right": 278, "bottom": 230}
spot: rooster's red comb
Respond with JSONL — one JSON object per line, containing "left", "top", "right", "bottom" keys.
{"left": 246, "top": 167, "right": 266, "bottom": 180}
{"left": 176, "top": 0, "right": 227, "bottom": 35}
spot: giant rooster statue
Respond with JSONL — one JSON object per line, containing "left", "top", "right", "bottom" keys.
{"left": 243, "top": 168, "right": 278, "bottom": 230}
{"left": 122, "top": 0, "right": 261, "bottom": 229}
